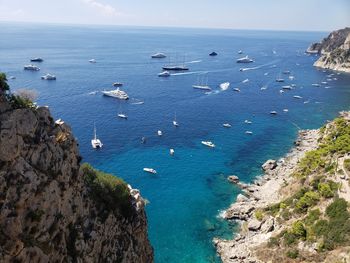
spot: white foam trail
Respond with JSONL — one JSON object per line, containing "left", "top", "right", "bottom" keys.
{"left": 171, "top": 71, "right": 207, "bottom": 76}
{"left": 186, "top": 60, "right": 202, "bottom": 64}
{"left": 216, "top": 210, "right": 226, "bottom": 219}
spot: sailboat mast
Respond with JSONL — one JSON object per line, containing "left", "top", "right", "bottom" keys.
{"left": 94, "top": 123, "right": 97, "bottom": 140}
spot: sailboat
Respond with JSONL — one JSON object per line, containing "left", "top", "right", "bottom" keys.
{"left": 276, "top": 71, "right": 284, "bottom": 82}
{"left": 91, "top": 124, "right": 103, "bottom": 149}
{"left": 193, "top": 74, "right": 211, "bottom": 90}
{"left": 162, "top": 54, "right": 189, "bottom": 71}
{"left": 173, "top": 112, "right": 179, "bottom": 127}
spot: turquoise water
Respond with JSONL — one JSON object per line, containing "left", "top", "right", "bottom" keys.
{"left": 1, "top": 23, "right": 350, "bottom": 262}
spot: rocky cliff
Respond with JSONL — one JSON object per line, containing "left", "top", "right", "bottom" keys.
{"left": 307, "top": 27, "right": 350, "bottom": 72}
{"left": 0, "top": 84, "right": 153, "bottom": 262}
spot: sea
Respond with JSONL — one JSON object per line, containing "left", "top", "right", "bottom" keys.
{"left": 1, "top": 22, "right": 350, "bottom": 263}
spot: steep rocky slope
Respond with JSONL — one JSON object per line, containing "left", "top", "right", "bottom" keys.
{"left": 307, "top": 27, "right": 350, "bottom": 72}
{"left": 0, "top": 81, "right": 153, "bottom": 262}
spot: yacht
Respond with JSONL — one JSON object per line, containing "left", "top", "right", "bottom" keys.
{"left": 245, "top": 131, "right": 253, "bottom": 135}
{"left": 193, "top": 74, "right": 211, "bottom": 90}
{"left": 293, "top": 95, "right": 303, "bottom": 99}
{"left": 91, "top": 125, "right": 103, "bottom": 149}
{"left": 157, "top": 130, "right": 163, "bottom": 136}
{"left": 223, "top": 123, "right": 231, "bottom": 128}
{"left": 102, "top": 88, "right": 129, "bottom": 100}
{"left": 283, "top": 109, "right": 289, "bottom": 112}
{"left": 283, "top": 70, "right": 290, "bottom": 74}
{"left": 30, "top": 57, "right": 43, "bottom": 62}
{"left": 201, "top": 141, "right": 215, "bottom": 148}
{"left": 233, "top": 88, "right": 241, "bottom": 92}
{"left": 270, "top": 111, "right": 278, "bottom": 115}
{"left": 89, "top": 59, "right": 96, "bottom": 63}
{"left": 158, "top": 71, "right": 171, "bottom": 77}
{"left": 282, "top": 85, "right": 292, "bottom": 90}
{"left": 173, "top": 112, "right": 179, "bottom": 127}
{"left": 236, "top": 55, "right": 253, "bottom": 63}
{"left": 279, "top": 90, "right": 284, "bottom": 94}
{"left": 151, "top": 53, "right": 166, "bottom": 58}
{"left": 170, "top": 149, "right": 175, "bottom": 155}
{"left": 113, "top": 82, "right": 123, "bottom": 87}
{"left": 41, "top": 73, "right": 56, "bottom": 80}
{"left": 220, "top": 82, "right": 230, "bottom": 90}
{"left": 276, "top": 77, "right": 284, "bottom": 82}
{"left": 24, "top": 64, "right": 40, "bottom": 71}
{"left": 162, "top": 65, "right": 189, "bottom": 71}
{"left": 143, "top": 168, "right": 157, "bottom": 174}
{"left": 244, "top": 120, "right": 252, "bottom": 124}
{"left": 209, "top": 52, "right": 218, "bottom": 56}
{"left": 118, "top": 113, "right": 127, "bottom": 119}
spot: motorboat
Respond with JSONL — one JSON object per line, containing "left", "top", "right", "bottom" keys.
{"left": 30, "top": 57, "right": 43, "bottom": 62}
{"left": 102, "top": 88, "right": 129, "bottom": 100}
{"left": 151, "top": 53, "right": 166, "bottom": 58}
{"left": 282, "top": 85, "right": 292, "bottom": 90}
{"left": 170, "top": 149, "right": 175, "bottom": 155}
{"left": 118, "top": 113, "right": 128, "bottom": 119}
{"left": 244, "top": 120, "right": 252, "bottom": 124}
{"left": 113, "top": 82, "right": 123, "bottom": 87}
{"left": 220, "top": 82, "right": 230, "bottom": 90}
{"left": 158, "top": 71, "right": 171, "bottom": 77}
{"left": 321, "top": 81, "right": 327, "bottom": 84}
{"left": 89, "top": 59, "right": 96, "bottom": 63}
{"left": 91, "top": 124, "right": 103, "bottom": 149}
{"left": 141, "top": 137, "right": 146, "bottom": 144}
{"left": 242, "top": 79, "right": 249, "bottom": 83}
{"left": 312, "top": 83, "right": 320, "bottom": 87}
{"left": 223, "top": 123, "right": 231, "bottom": 128}
{"left": 233, "top": 88, "right": 241, "bottom": 92}
{"left": 289, "top": 76, "right": 295, "bottom": 80}
{"left": 245, "top": 131, "right": 253, "bottom": 135}
{"left": 282, "top": 70, "right": 290, "bottom": 74}
{"left": 279, "top": 90, "right": 284, "bottom": 93}
{"left": 276, "top": 78, "right": 284, "bottom": 82}
{"left": 238, "top": 50, "right": 243, "bottom": 54}
{"left": 236, "top": 55, "right": 253, "bottom": 63}
{"left": 283, "top": 109, "right": 289, "bottom": 112}
{"left": 157, "top": 130, "right": 163, "bottom": 136}
{"left": 270, "top": 111, "right": 278, "bottom": 115}
{"left": 209, "top": 52, "right": 218, "bottom": 56}
{"left": 41, "top": 73, "right": 56, "bottom": 80}
{"left": 173, "top": 112, "right": 179, "bottom": 127}
{"left": 201, "top": 141, "right": 215, "bottom": 148}
{"left": 293, "top": 95, "right": 303, "bottom": 99}
{"left": 143, "top": 168, "right": 157, "bottom": 174}
{"left": 24, "top": 64, "right": 40, "bottom": 71}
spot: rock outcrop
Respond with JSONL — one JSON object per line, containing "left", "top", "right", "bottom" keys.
{"left": 0, "top": 90, "right": 153, "bottom": 262}
{"left": 307, "top": 27, "right": 350, "bottom": 72}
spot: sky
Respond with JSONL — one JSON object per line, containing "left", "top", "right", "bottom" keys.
{"left": 0, "top": 0, "right": 349, "bottom": 31}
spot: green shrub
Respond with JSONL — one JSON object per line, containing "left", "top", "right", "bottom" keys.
{"left": 290, "top": 221, "right": 306, "bottom": 238}
{"left": 304, "top": 208, "right": 321, "bottom": 226}
{"left": 255, "top": 210, "right": 264, "bottom": 221}
{"left": 313, "top": 219, "right": 329, "bottom": 236}
{"left": 295, "top": 191, "right": 320, "bottom": 212}
{"left": 318, "top": 183, "right": 334, "bottom": 198}
{"left": 286, "top": 249, "right": 299, "bottom": 259}
{"left": 80, "top": 163, "right": 132, "bottom": 218}
{"left": 326, "top": 198, "right": 349, "bottom": 219}
{"left": 0, "top": 73, "right": 9, "bottom": 92}
{"left": 344, "top": 159, "right": 350, "bottom": 172}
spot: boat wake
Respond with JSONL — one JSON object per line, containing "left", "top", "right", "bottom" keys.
{"left": 171, "top": 71, "right": 208, "bottom": 76}
{"left": 186, "top": 60, "right": 202, "bottom": 64}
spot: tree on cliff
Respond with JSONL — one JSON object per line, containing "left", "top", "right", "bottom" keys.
{"left": 0, "top": 73, "right": 9, "bottom": 92}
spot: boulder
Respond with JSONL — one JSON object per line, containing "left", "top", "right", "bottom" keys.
{"left": 236, "top": 194, "right": 249, "bottom": 203}
{"left": 248, "top": 219, "right": 262, "bottom": 231}
{"left": 228, "top": 175, "right": 240, "bottom": 184}
{"left": 262, "top": 159, "right": 277, "bottom": 171}
{"left": 261, "top": 217, "right": 274, "bottom": 233}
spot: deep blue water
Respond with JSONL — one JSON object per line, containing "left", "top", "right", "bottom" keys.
{"left": 1, "top": 22, "right": 350, "bottom": 262}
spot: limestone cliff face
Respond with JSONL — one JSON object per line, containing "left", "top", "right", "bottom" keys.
{"left": 307, "top": 27, "right": 350, "bottom": 72}
{"left": 0, "top": 93, "right": 153, "bottom": 262}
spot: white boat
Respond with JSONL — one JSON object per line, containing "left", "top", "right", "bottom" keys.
{"left": 41, "top": 73, "right": 56, "bottom": 80}
{"left": 201, "top": 141, "right": 215, "bottom": 148}
{"left": 237, "top": 55, "right": 253, "bottom": 63}
{"left": 279, "top": 90, "right": 284, "bottom": 93}
{"left": 118, "top": 113, "right": 127, "bottom": 119}
{"left": 151, "top": 53, "right": 166, "bottom": 58}
{"left": 30, "top": 57, "right": 43, "bottom": 62}
{"left": 143, "top": 168, "right": 157, "bottom": 174}
{"left": 220, "top": 82, "right": 230, "bottom": 90}
{"left": 170, "top": 149, "right": 175, "bottom": 155}
{"left": 238, "top": 50, "right": 243, "bottom": 54}
{"left": 282, "top": 70, "right": 290, "bottom": 74}
{"left": 173, "top": 112, "right": 179, "bottom": 127}
{"left": 158, "top": 71, "right": 171, "bottom": 77}
{"left": 283, "top": 109, "right": 289, "bottom": 112}
{"left": 223, "top": 123, "right": 231, "bottom": 128}
{"left": 312, "top": 83, "right": 320, "bottom": 87}
{"left": 244, "top": 120, "right": 252, "bottom": 124}
{"left": 270, "top": 111, "right": 278, "bottom": 115}
{"left": 89, "top": 59, "right": 96, "bottom": 63}
{"left": 24, "top": 64, "right": 40, "bottom": 71}
{"left": 233, "top": 88, "right": 241, "bottom": 92}
{"left": 242, "top": 79, "right": 249, "bottom": 83}
{"left": 113, "top": 82, "right": 123, "bottom": 87}
{"left": 282, "top": 85, "right": 292, "bottom": 90}
{"left": 102, "top": 88, "right": 129, "bottom": 100}
{"left": 193, "top": 74, "right": 211, "bottom": 90}
{"left": 260, "top": 85, "right": 267, "bottom": 90}
{"left": 321, "top": 81, "right": 327, "bottom": 84}
{"left": 291, "top": 84, "right": 297, "bottom": 87}
{"left": 276, "top": 78, "right": 284, "bottom": 82}
{"left": 289, "top": 75, "right": 295, "bottom": 80}
{"left": 157, "top": 130, "right": 163, "bottom": 136}
{"left": 293, "top": 95, "right": 303, "bottom": 99}
{"left": 91, "top": 124, "right": 103, "bottom": 149}
{"left": 245, "top": 131, "right": 253, "bottom": 135}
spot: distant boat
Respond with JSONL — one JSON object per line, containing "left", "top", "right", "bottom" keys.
{"left": 24, "top": 64, "right": 40, "bottom": 71}
{"left": 41, "top": 73, "right": 56, "bottom": 80}
{"left": 283, "top": 109, "right": 289, "bottom": 112}
{"left": 91, "top": 124, "right": 103, "bottom": 149}
{"left": 282, "top": 85, "right": 292, "bottom": 90}
{"left": 201, "top": 141, "right": 215, "bottom": 148}
{"left": 238, "top": 50, "right": 243, "bottom": 54}
{"left": 157, "top": 130, "right": 163, "bottom": 136}
{"left": 220, "top": 82, "right": 230, "bottom": 90}
{"left": 233, "top": 88, "right": 241, "bottom": 92}
{"left": 193, "top": 74, "right": 211, "bottom": 90}
{"left": 30, "top": 57, "right": 43, "bottom": 62}
{"left": 9, "top": 76, "right": 16, "bottom": 79}
{"left": 151, "top": 53, "right": 166, "bottom": 58}
{"left": 102, "top": 88, "right": 129, "bottom": 100}
{"left": 289, "top": 75, "right": 295, "bottom": 80}
{"left": 279, "top": 90, "right": 284, "bottom": 93}
{"left": 236, "top": 55, "right": 253, "bottom": 63}
{"left": 117, "top": 113, "right": 127, "bottom": 119}
{"left": 89, "top": 59, "right": 96, "bottom": 63}
{"left": 113, "top": 82, "right": 123, "bottom": 87}
{"left": 158, "top": 71, "right": 171, "bottom": 77}
{"left": 312, "top": 83, "right": 320, "bottom": 87}
{"left": 260, "top": 85, "right": 267, "bottom": 90}
{"left": 173, "top": 112, "right": 179, "bottom": 127}
{"left": 245, "top": 131, "right": 253, "bottom": 135}
{"left": 143, "top": 168, "right": 157, "bottom": 174}
{"left": 209, "top": 52, "right": 218, "bottom": 56}
{"left": 270, "top": 111, "right": 278, "bottom": 115}
{"left": 293, "top": 95, "right": 303, "bottom": 99}
{"left": 163, "top": 55, "right": 189, "bottom": 71}
{"left": 223, "top": 123, "right": 231, "bottom": 128}
{"left": 242, "top": 79, "right": 249, "bottom": 83}
{"left": 170, "top": 149, "right": 175, "bottom": 155}
{"left": 141, "top": 137, "right": 146, "bottom": 144}
{"left": 282, "top": 70, "right": 290, "bottom": 74}
{"left": 244, "top": 120, "right": 252, "bottom": 124}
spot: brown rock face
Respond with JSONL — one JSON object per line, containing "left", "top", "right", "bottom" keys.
{"left": 0, "top": 98, "right": 153, "bottom": 262}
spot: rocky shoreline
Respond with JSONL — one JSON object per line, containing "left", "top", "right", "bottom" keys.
{"left": 214, "top": 129, "right": 320, "bottom": 263}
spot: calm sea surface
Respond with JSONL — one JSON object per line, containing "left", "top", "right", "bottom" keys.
{"left": 1, "top": 23, "right": 350, "bottom": 262}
